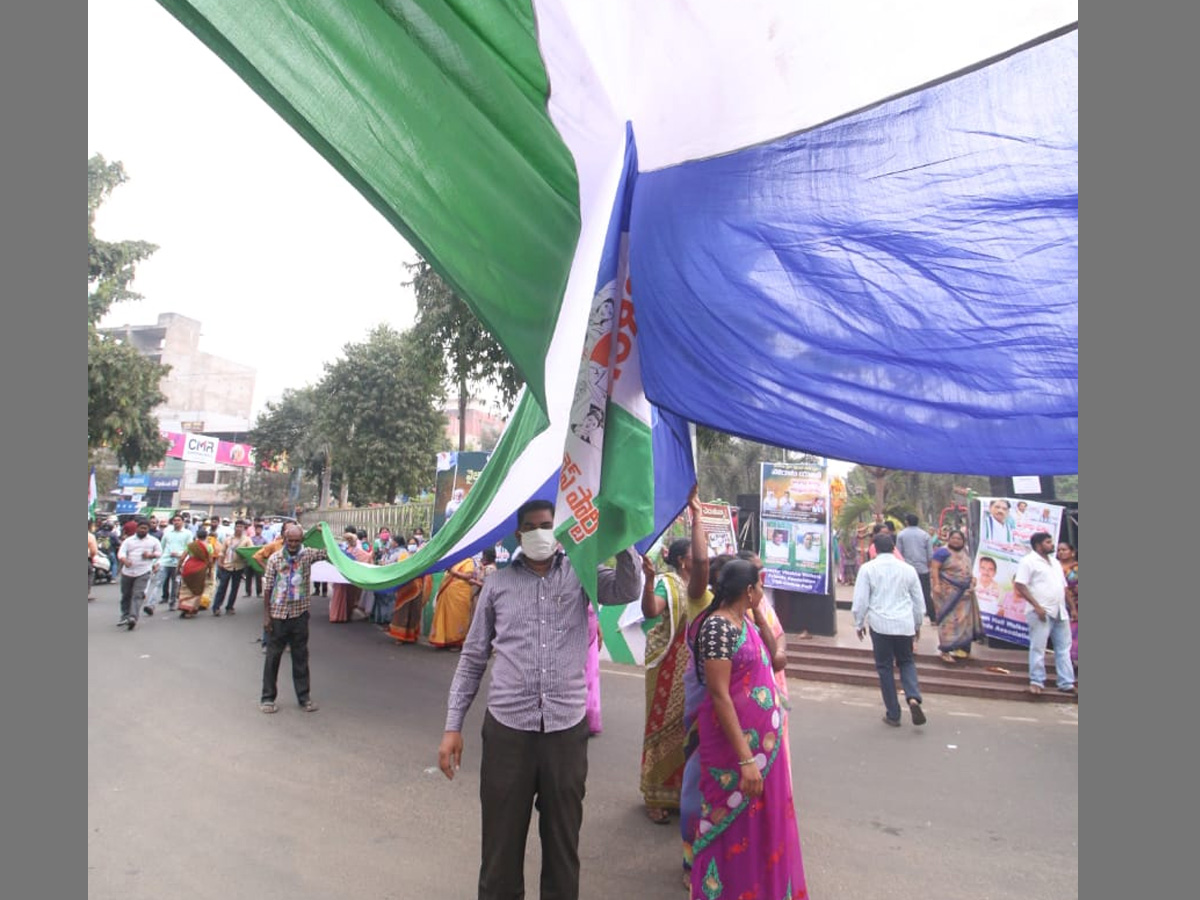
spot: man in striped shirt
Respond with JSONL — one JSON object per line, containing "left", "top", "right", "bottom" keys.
{"left": 852, "top": 533, "right": 928, "bottom": 728}
{"left": 259, "top": 523, "right": 328, "bottom": 714}
{"left": 437, "top": 499, "right": 643, "bottom": 900}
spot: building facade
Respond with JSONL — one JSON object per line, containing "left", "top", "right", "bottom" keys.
{"left": 99, "top": 312, "right": 257, "bottom": 516}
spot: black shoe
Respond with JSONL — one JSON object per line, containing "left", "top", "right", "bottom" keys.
{"left": 908, "top": 699, "right": 926, "bottom": 726}
{"left": 212, "top": 609, "right": 222, "bottom": 616}
{"left": 143, "top": 605, "right": 154, "bottom": 617}
{"left": 125, "top": 619, "right": 136, "bottom": 631}
{"left": 882, "top": 715, "right": 901, "bottom": 727}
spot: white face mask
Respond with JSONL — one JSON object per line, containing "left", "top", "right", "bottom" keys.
{"left": 520, "top": 528, "right": 558, "bottom": 562}
{"left": 407, "top": 544, "right": 418, "bottom": 553}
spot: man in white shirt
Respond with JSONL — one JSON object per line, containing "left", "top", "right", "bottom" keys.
{"left": 852, "top": 534, "right": 928, "bottom": 727}
{"left": 1013, "top": 531, "right": 1076, "bottom": 696}
{"left": 116, "top": 518, "right": 161, "bottom": 630}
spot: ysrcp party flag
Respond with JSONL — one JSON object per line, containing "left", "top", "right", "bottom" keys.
{"left": 160, "top": 0, "right": 1077, "bottom": 591}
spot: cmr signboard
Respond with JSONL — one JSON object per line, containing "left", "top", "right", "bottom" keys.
{"left": 182, "top": 433, "right": 219, "bottom": 464}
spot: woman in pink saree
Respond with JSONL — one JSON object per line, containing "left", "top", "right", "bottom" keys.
{"left": 688, "top": 558, "right": 807, "bottom": 900}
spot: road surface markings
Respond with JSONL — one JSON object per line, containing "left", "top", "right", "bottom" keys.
{"left": 945, "top": 711, "right": 984, "bottom": 718}
{"left": 839, "top": 701, "right": 875, "bottom": 708}
{"left": 1000, "top": 716, "right": 1039, "bottom": 723}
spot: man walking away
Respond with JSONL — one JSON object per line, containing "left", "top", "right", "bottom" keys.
{"left": 852, "top": 534, "right": 928, "bottom": 727}
{"left": 116, "top": 518, "right": 161, "bottom": 631}
{"left": 896, "top": 514, "right": 936, "bottom": 623}
{"left": 1013, "top": 532, "right": 1077, "bottom": 697}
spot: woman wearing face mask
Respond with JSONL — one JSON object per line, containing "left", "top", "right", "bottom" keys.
{"left": 389, "top": 536, "right": 432, "bottom": 645}
{"left": 370, "top": 534, "right": 407, "bottom": 626}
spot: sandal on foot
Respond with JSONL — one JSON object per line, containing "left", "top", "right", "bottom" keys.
{"left": 645, "top": 807, "right": 671, "bottom": 825}
{"left": 1028, "top": 684, "right": 1043, "bottom": 696}
{"left": 259, "top": 702, "right": 278, "bottom": 714}
{"left": 301, "top": 701, "right": 319, "bottom": 712}
{"left": 940, "top": 653, "right": 956, "bottom": 664}
{"left": 908, "top": 699, "right": 927, "bottom": 726}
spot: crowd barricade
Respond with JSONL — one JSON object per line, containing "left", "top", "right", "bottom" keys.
{"left": 297, "top": 501, "right": 433, "bottom": 540}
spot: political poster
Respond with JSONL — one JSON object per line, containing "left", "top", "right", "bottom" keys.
{"left": 760, "top": 460, "right": 830, "bottom": 594}
{"left": 975, "top": 497, "right": 1065, "bottom": 645}
{"left": 432, "top": 451, "right": 491, "bottom": 535}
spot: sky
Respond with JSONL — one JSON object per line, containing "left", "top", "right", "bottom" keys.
{"left": 87, "top": 0, "right": 855, "bottom": 480}
{"left": 88, "top": 0, "right": 423, "bottom": 421}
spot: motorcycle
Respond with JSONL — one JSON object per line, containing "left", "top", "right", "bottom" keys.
{"left": 92, "top": 553, "right": 114, "bottom": 585}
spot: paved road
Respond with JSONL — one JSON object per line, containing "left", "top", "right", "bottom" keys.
{"left": 88, "top": 581, "right": 1077, "bottom": 899}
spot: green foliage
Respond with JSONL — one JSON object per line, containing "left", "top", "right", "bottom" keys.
{"left": 407, "top": 259, "right": 523, "bottom": 439}
{"left": 1053, "top": 474, "right": 1078, "bottom": 501}
{"left": 87, "top": 154, "right": 170, "bottom": 473}
{"left": 316, "top": 324, "right": 446, "bottom": 504}
{"left": 696, "top": 436, "right": 794, "bottom": 506}
{"left": 88, "top": 155, "right": 158, "bottom": 325}
{"left": 248, "top": 387, "right": 328, "bottom": 476}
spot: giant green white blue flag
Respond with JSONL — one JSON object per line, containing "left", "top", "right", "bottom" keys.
{"left": 158, "top": 0, "right": 1078, "bottom": 592}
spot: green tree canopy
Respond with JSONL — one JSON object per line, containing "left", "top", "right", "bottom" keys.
{"left": 87, "top": 154, "right": 170, "bottom": 472}
{"left": 317, "top": 324, "right": 447, "bottom": 504}
{"left": 407, "top": 259, "right": 522, "bottom": 449}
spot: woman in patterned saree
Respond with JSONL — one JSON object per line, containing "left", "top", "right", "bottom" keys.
{"left": 930, "top": 529, "right": 984, "bottom": 663}
{"left": 688, "top": 558, "right": 807, "bottom": 900}
{"left": 639, "top": 485, "right": 710, "bottom": 825}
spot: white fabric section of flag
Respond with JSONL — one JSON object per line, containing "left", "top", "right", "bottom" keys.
{"left": 555, "top": 276, "right": 616, "bottom": 533}
{"left": 622, "top": 0, "right": 1078, "bottom": 171}
{"left": 606, "top": 237, "right": 651, "bottom": 428}
{"left": 89, "top": 468, "right": 98, "bottom": 516}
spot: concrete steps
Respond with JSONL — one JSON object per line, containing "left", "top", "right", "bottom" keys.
{"left": 783, "top": 639, "right": 1077, "bottom": 704}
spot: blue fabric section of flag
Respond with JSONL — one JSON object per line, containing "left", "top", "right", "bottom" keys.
{"left": 636, "top": 405, "right": 696, "bottom": 555}
{"left": 630, "top": 30, "right": 1078, "bottom": 475}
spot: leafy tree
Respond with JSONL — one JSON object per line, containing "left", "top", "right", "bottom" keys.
{"left": 247, "top": 386, "right": 337, "bottom": 508}
{"left": 407, "top": 259, "right": 523, "bottom": 450}
{"left": 317, "top": 324, "right": 447, "bottom": 504}
{"left": 696, "top": 436, "right": 793, "bottom": 506}
{"left": 87, "top": 154, "right": 170, "bottom": 472}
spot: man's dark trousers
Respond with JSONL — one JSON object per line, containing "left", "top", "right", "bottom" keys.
{"left": 870, "top": 629, "right": 923, "bottom": 722}
{"left": 213, "top": 567, "right": 244, "bottom": 612}
{"left": 261, "top": 612, "right": 311, "bottom": 705}
{"left": 919, "top": 572, "right": 935, "bottom": 622}
{"left": 477, "top": 710, "right": 589, "bottom": 900}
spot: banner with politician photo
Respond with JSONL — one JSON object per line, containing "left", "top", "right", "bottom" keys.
{"left": 432, "top": 451, "right": 492, "bottom": 535}
{"left": 698, "top": 501, "right": 738, "bottom": 559}
{"left": 759, "top": 460, "right": 830, "bottom": 594}
{"left": 975, "top": 497, "right": 1065, "bottom": 646}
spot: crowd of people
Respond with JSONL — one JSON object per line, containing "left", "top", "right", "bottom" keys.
{"left": 89, "top": 496, "right": 1079, "bottom": 900}
{"left": 89, "top": 513, "right": 296, "bottom": 627}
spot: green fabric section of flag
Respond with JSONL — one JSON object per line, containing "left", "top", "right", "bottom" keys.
{"left": 237, "top": 390, "right": 550, "bottom": 586}
{"left": 597, "top": 605, "right": 637, "bottom": 665}
{"left": 156, "top": 0, "right": 580, "bottom": 411}
{"left": 558, "top": 402, "right": 656, "bottom": 602}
